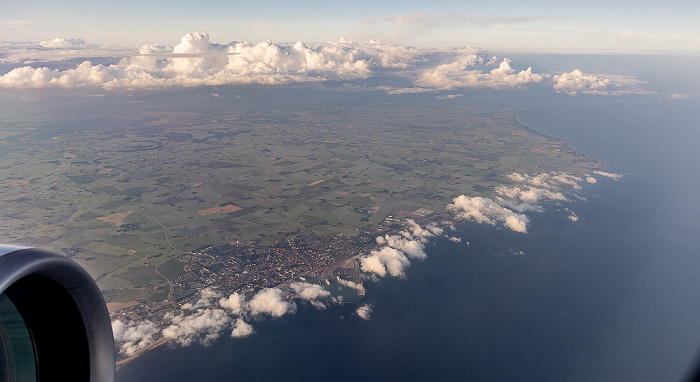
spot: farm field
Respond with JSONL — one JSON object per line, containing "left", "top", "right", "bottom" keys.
{"left": 0, "top": 99, "right": 601, "bottom": 302}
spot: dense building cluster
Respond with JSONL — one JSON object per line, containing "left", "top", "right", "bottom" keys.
{"left": 173, "top": 232, "right": 376, "bottom": 300}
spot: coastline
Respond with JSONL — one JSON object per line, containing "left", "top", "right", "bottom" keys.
{"left": 110, "top": 110, "right": 605, "bottom": 368}
{"left": 116, "top": 337, "right": 171, "bottom": 369}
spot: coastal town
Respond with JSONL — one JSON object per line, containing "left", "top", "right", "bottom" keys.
{"left": 109, "top": 211, "right": 449, "bottom": 364}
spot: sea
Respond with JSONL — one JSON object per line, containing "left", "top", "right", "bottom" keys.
{"left": 117, "top": 56, "right": 700, "bottom": 382}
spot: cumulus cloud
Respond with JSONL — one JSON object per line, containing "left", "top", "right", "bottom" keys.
{"left": 552, "top": 69, "right": 653, "bottom": 96}
{"left": 230, "top": 318, "right": 255, "bottom": 338}
{"left": 468, "top": 171, "right": 592, "bottom": 229}
{"left": 566, "top": 209, "right": 579, "bottom": 222}
{"left": 507, "top": 172, "right": 582, "bottom": 190}
{"left": 112, "top": 319, "right": 159, "bottom": 356}
{"left": 111, "top": 286, "right": 301, "bottom": 355}
{"left": 668, "top": 93, "right": 691, "bottom": 100}
{"left": 406, "top": 219, "right": 443, "bottom": 239}
{"left": 361, "top": 218, "right": 450, "bottom": 278}
{"left": 495, "top": 185, "right": 566, "bottom": 204}
{"left": 0, "top": 32, "right": 417, "bottom": 89}
{"left": 416, "top": 56, "right": 544, "bottom": 90}
{"left": 0, "top": 32, "right": 654, "bottom": 97}
{"left": 498, "top": 199, "right": 544, "bottom": 213}
{"left": 448, "top": 170, "right": 612, "bottom": 232}
{"left": 290, "top": 282, "right": 331, "bottom": 301}
{"left": 248, "top": 288, "right": 296, "bottom": 317}
{"left": 182, "top": 288, "right": 220, "bottom": 310}
{"left": 447, "top": 195, "right": 529, "bottom": 233}
{"left": 361, "top": 246, "right": 411, "bottom": 277}
{"left": 39, "top": 37, "right": 85, "bottom": 48}
{"left": 219, "top": 292, "right": 245, "bottom": 315}
{"left": 337, "top": 278, "right": 365, "bottom": 293}
{"left": 593, "top": 170, "right": 623, "bottom": 180}
{"left": 162, "top": 308, "right": 232, "bottom": 346}
{"left": 377, "top": 234, "right": 427, "bottom": 260}
{"left": 356, "top": 304, "right": 373, "bottom": 320}
{"left": 498, "top": 172, "right": 587, "bottom": 208}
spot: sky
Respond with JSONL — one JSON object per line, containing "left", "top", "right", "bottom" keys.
{"left": 1, "top": 0, "right": 699, "bottom": 52}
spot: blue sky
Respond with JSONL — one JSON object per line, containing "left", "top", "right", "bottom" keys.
{"left": 1, "top": 0, "right": 699, "bottom": 52}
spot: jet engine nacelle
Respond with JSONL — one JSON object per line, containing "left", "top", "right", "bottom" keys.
{"left": 0, "top": 245, "right": 115, "bottom": 381}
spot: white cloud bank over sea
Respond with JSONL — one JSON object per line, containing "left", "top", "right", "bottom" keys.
{"left": 447, "top": 170, "right": 622, "bottom": 234}
{"left": 361, "top": 170, "right": 621, "bottom": 282}
{"left": 114, "top": 286, "right": 300, "bottom": 357}
{"left": 113, "top": 277, "right": 372, "bottom": 356}
{"left": 0, "top": 32, "right": 652, "bottom": 96}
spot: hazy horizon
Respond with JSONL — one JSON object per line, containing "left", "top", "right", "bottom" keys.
{"left": 2, "top": 0, "right": 700, "bottom": 53}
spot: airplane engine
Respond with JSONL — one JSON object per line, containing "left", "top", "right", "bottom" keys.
{"left": 0, "top": 245, "right": 115, "bottom": 381}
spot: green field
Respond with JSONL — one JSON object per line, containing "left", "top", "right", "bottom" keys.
{"left": 0, "top": 103, "right": 601, "bottom": 302}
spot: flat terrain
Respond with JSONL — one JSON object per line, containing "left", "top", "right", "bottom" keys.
{"left": 0, "top": 101, "right": 601, "bottom": 303}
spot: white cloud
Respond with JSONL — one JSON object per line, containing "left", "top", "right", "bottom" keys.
{"left": 112, "top": 319, "right": 159, "bottom": 356}
{"left": 162, "top": 308, "right": 232, "bottom": 347}
{"left": 39, "top": 37, "right": 85, "bottom": 48}
{"left": 498, "top": 199, "right": 544, "bottom": 213}
{"left": 360, "top": 246, "right": 411, "bottom": 277}
{"left": 552, "top": 69, "right": 653, "bottom": 96}
{"left": 593, "top": 170, "right": 623, "bottom": 180}
{"left": 406, "top": 219, "right": 443, "bottom": 238}
{"left": 111, "top": 286, "right": 298, "bottom": 354}
{"left": 248, "top": 288, "right": 296, "bottom": 317}
{"left": 230, "top": 318, "right": 255, "bottom": 338}
{"left": 0, "top": 32, "right": 418, "bottom": 89}
{"left": 668, "top": 93, "right": 691, "bottom": 100}
{"left": 362, "top": 219, "right": 449, "bottom": 278}
{"left": 447, "top": 195, "right": 529, "bottom": 233}
{"left": 356, "top": 304, "right": 373, "bottom": 320}
{"left": 495, "top": 185, "right": 567, "bottom": 203}
{"left": 437, "top": 94, "right": 463, "bottom": 99}
{"left": 378, "top": 234, "right": 427, "bottom": 260}
{"left": 219, "top": 292, "right": 245, "bottom": 315}
{"left": 0, "top": 32, "right": 654, "bottom": 98}
{"left": 290, "top": 282, "right": 331, "bottom": 300}
{"left": 309, "top": 300, "right": 329, "bottom": 310}
{"left": 182, "top": 288, "right": 220, "bottom": 310}
{"left": 507, "top": 172, "right": 581, "bottom": 190}
{"left": 416, "top": 56, "right": 544, "bottom": 90}
{"left": 337, "top": 278, "right": 365, "bottom": 294}
{"left": 359, "top": 254, "right": 387, "bottom": 277}
{"left": 472, "top": 171, "right": 592, "bottom": 229}
{"left": 452, "top": 171, "right": 604, "bottom": 232}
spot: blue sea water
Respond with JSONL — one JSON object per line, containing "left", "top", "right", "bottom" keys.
{"left": 117, "top": 79, "right": 700, "bottom": 381}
